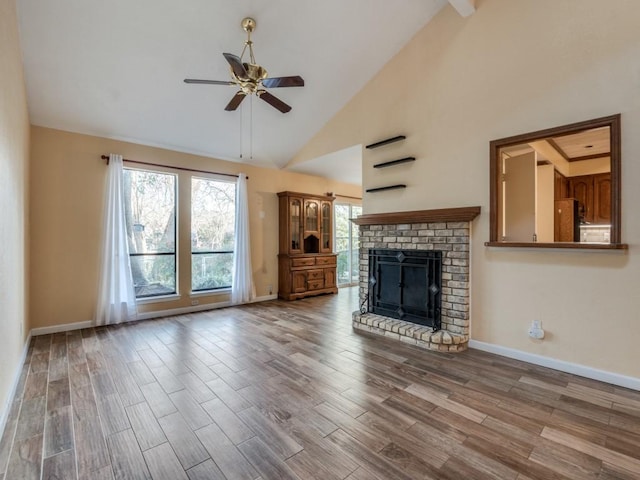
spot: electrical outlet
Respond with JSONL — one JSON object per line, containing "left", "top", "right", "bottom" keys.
{"left": 191, "top": 299, "right": 199, "bottom": 306}
{"left": 528, "top": 320, "right": 545, "bottom": 339}
{"left": 267, "top": 285, "right": 273, "bottom": 295}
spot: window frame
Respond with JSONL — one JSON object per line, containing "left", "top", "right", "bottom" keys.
{"left": 123, "top": 167, "right": 178, "bottom": 299}
{"left": 190, "top": 176, "right": 236, "bottom": 293}
{"left": 334, "top": 202, "right": 362, "bottom": 287}
{"left": 487, "top": 114, "right": 626, "bottom": 249}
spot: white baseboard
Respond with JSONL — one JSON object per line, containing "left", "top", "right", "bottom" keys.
{"left": 469, "top": 339, "right": 640, "bottom": 391}
{"left": 253, "top": 294, "right": 278, "bottom": 303}
{"left": 30, "top": 295, "right": 278, "bottom": 331}
{"left": 31, "top": 320, "right": 94, "bottom": 336}
{"left": 136, "top": 302, "right": 231, "bottom": 320}
{"left": 0, "top": 331, "right": 32, "bottom": 443}
{"left": 136, "top": 294, "right": 278, "bottom": 321}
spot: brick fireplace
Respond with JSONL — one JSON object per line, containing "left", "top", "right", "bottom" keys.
{"left": 351, "top": 207, "right": 481, "bottom": 352}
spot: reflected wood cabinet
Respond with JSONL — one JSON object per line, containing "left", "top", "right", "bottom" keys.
{"left": 278, "top": 191, "right": 337, "bottom": 300}
{"left": 568, "top": 173, "right": 611, "bottom": 225}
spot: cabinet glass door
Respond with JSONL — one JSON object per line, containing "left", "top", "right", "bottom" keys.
{"left": 290, "top": 198, "right": 302, "bottom": 252}
{"left": 304, "top": 200, "right": 319, "bottom": 233}
{"left": 321, "top": 201, "right": 332, "bottom": 252}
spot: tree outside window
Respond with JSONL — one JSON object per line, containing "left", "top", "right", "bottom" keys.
{"left": 123, "top": 169, "right": 177, "bottom": 297}
{"left": 191, "top": 177, "right": 235, "bottom": 291}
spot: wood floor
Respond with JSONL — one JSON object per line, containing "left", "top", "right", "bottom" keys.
{"left": 1, "top": 287, "right": 640, "bottom": 480}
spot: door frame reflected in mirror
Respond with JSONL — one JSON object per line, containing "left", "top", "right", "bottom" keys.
{"left": 488, "top": 114, "right": 625, "bottom": 249}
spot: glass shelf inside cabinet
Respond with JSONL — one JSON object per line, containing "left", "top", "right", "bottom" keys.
{"left": 322, "top": 202, "right": 331, "bottom": 249}
{"left": 290, "top": 199, "right": 301, "bottom": 250}
{"left": 305, "top": 201, "right": 319, "bottom": 232}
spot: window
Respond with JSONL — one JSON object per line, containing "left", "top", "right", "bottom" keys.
{"left": 122, "top": 169, "right": 236, "bottom": 299}
{"left": 123, "top": 169, "right": 177, "bottom": 298}
{"left": 191, "top": 177, "right": 235, "bottom": 291}
{"left": 335, "top": 203, "right": 362, "bottom": 286}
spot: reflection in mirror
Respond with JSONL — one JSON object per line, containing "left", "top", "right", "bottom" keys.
{"left": 489, "top": 115, "right": 621, "bottom": 246}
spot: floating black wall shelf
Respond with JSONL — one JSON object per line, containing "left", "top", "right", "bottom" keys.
{"left": 365, "top": 135, "right": 406, "bottom": 149}
{"left": 373, "top": 157, "right": 416, "bottom": 169}
{"left": 366, "top": 184, "right": 407, "bottom": 193}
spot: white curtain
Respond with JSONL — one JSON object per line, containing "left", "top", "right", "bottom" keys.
{"left": 96, "top": 154, "right": 138, "bottom": 325}
{"left": 231, "top": 173, "right": 255, "bottom": 304}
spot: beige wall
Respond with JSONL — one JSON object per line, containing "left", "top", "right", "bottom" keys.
{"left": 0, "top": 0, "right": 30, "bottom": 417}
{"left": 292, "top": 0, "right": 640, "bottom": 378}
{"left": 29, "top": 127, "right": 361, "bottom": 328}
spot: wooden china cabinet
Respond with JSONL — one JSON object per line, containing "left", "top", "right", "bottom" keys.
{"left": 567, "top": 173, "right": 611, "bottom": 225}
{"left": 277, "top": 191, "right": 338, "bottom": 300}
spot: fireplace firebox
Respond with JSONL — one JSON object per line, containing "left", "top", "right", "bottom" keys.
{"left": 367, "top": 249, "right": 442, "bottom": 330}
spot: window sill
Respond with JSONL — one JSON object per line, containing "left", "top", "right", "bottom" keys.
{"left": 190, "top": 288, "right": 231, "bottom": 298}
{"left": 484, "top": 242, "right": 628, "bottom": 250}
{"left": 136, "top": 293, "right": 181, "bottom": 305}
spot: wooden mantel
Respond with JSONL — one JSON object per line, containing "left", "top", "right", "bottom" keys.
{"left": 351, "top": 206, "right": 481, "bottom": 225}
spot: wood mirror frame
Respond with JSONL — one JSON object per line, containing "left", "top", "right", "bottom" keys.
{"left": 487, "top": 114, "right": 626, "bottom": 249}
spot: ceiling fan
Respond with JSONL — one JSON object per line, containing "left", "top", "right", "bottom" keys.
{"left": 184, "top": 17, "right": 304, "bottom": 113}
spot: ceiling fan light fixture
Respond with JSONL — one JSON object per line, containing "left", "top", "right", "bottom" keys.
{"left": 183, "top": 16, "right": 304, "bottom": 113}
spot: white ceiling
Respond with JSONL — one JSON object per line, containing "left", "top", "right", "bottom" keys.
{"left": 17, "top": 0, "right": 457, "bottom": 181}
{"left": 287, "top": 144, "right": 363, "bottom": 185}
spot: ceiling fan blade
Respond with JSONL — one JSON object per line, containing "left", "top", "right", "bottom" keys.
{"left": 261, "top": 76, "right": 305, "bottom": 88}
{"left": 184, "top": 78, "right": 235, "bottom": 85}
{"left": 184, "top": 79, "right": 235, "bottom": 85}
{"left": 223, "top": 53, "right": 249, "bottom": 80}
{"left": 224, "top": 91, "right": 246, "bottom": 111}
{"left": 258, "top": 91, "right": 291, "bottom": 113}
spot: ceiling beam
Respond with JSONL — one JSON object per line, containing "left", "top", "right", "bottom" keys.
{"left": 448, "top": 0, "right": 476, "bottom": 17}
{"left": 529, "top": 140, "right": 570, "bottom": 177}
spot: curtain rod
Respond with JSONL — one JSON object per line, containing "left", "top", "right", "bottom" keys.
{"left": 334, "top": 194, "right": 362, "bottom": 200}
{"left": 101, "top": 155, "right": 247, "bottom": 179}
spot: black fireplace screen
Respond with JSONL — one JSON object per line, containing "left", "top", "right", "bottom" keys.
{"left": 368, "top": 249, "right": 442, "bottom": 330}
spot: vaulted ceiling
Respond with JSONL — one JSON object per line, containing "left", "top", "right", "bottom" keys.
{"left": 17, "top": 0, "right": 474, "bottom": 182}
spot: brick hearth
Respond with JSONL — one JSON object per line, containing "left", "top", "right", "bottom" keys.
{"left": 351, "top": 207, "right": 480, "bottom": 353}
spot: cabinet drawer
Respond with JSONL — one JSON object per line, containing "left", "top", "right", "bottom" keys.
{"left": 315, "top": 256, "right": 336, "bottom": 266}
{"left": 292, "top": 257, "right": 315, "bottom": 267}
{"left": 307, "top": 279, "right": 324, "bottom": 290}
{"left": 307, "top": 269, "right": 324, "bottom": 280}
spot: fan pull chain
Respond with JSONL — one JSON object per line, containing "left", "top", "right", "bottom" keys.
{"left": 250, "top": 96, "right": 253, "bottom": 160}
{"left": 239, "top": 101, "right": 243, "bottom": 159}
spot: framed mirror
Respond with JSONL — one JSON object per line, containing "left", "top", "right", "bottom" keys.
{"left": 488, "top": 114, "right": 625, "bottom": 249}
